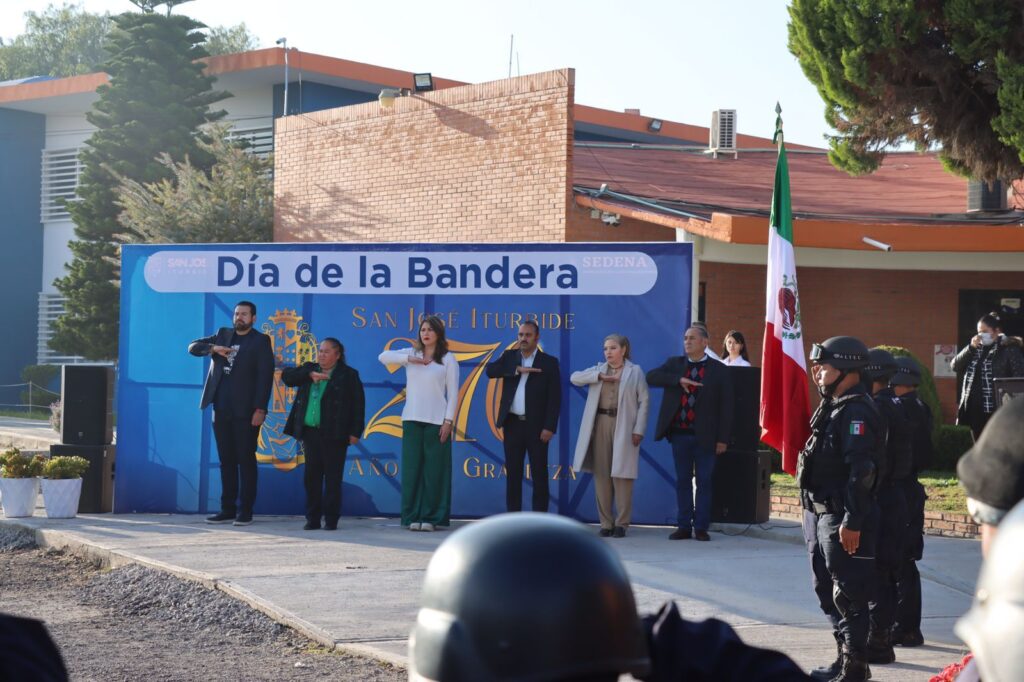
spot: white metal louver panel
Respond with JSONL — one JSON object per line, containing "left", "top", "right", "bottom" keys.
{"left": 36, "top": 293, "right": 87, "bottom": 365}
{"left": 226, "top": 125, "right": 274, "bottom": 159}
{"left": 40, "top": 147, "right": 83, "bottom": 222}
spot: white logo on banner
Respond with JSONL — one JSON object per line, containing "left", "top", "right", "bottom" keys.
{"left": 142, "top": 251, "right": 658, "bottom": 296}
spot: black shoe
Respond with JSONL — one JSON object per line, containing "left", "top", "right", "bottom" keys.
{"left": 669, "top": 528, "right": 692, "bottom": 540}
{"left": 206, "top": 511, "right": 235, "bottom": 524}
{"left": 303, "top": 521, "right": 320, "bottom": 530}
{"left": 323, "top": 520, "right": 338, "bottom": 531}
{"left": 233, "top": 513, "right": 253, "bottom": 526}
{"left": 598, "top": 528, "right": 613, "bottom": 537}
{"left": 891, "top": 630, "right": 923, "bottom": 647}
{"left": 612, "top": 526, "right": 626, "bottom": 538}
{"left": 694, "top": 530, "right": 711, "bottom": 541}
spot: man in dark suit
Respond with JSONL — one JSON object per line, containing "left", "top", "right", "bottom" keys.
{"left": 189, "top": 300, "right": 275, "bottom": 526}
{"left": 486, "top": 321, "right": 562, "bottom": 512}
{"left": 647, "top": 326, "right": 733, "bottom": 541}
{"left": 282, "top": 337, "right": 365, "bottom": 531}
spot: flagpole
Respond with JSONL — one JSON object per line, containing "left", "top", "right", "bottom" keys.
{"left": 760, "top": 104, "right": 811, "bottom": 475}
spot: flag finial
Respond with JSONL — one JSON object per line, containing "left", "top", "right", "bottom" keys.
{"left": 773, "top": 103, "right": 784, "bottom": 145}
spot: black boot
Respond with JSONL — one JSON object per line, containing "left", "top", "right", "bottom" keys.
{"left": 830, "top": 651, "right": 871, "bottom": 682}
{"left": 809, "top": 632, "right": 843, "bottom": 681}
{"left": 891, "top": 628, "right": 924, "bottom": 647}
{"left": 865, "top": 629, "right": 895, "bottom": 664}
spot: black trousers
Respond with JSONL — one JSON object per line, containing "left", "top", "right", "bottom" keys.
{"left": 301, "top": 428, "right": 349, "bottom": 524}
{"left": 212, "top": 412, "right": 260, "bottom": 516}
{"left": 803, "top": 508, "right": 877, "bottom": 653}
{"left": 895, "top": 478, "right": 927, "bottom": 634}
{"left": 869, "top": 484, "right": 908, "bottom": 635}
{"left": 502, "top": 415, "right": 550, "bottom": 512}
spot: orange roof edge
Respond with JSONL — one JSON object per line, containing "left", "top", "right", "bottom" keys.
{"left": 715, "top": 214, "right": 1024, "bottom": 252}
{"left": 574, "top": 194, "right": 711, "bottom": 234}
{"left": 0, "top": 72, "right": 107, "bottom": 104}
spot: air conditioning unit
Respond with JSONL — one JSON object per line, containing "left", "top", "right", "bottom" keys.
{"left": 710, "top": 109, "right": 737, "bottom": 150}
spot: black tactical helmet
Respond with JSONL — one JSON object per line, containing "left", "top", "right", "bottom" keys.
{"left": 809, "top": 336, "right": 870, "bottom": 370}
{"left": 865, "top": 348, "right": 898, "bottom": 383}
{"left": 889, "top": 356, "right": 922, "bottom": 387}
{"left": 408, "top": 513, "right": 650, "bottom": 682}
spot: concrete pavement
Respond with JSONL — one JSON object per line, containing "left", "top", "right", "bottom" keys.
{"left": 0, "top": 415, "right": 59, "bottom": 451}
{"left": 2, "top": 511, "right": 980, "bottom": 680}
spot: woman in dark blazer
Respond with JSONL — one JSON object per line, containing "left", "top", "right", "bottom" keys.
{"left": 283, "top": 337, "right": 365, "bottom": 530}
{"left": 951, "top": 312, "right": 1024, "bottom": 440}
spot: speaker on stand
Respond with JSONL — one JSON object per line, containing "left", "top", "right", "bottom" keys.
{"left": 51, "top": 365, "right": 116, "bottom": 513}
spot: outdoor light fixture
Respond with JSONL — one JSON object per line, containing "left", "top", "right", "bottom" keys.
{"left": 862, "top": 236, "right": 893, "bottom": 252}
{"left": 379, "top": 88, "right": 402, "bottom": 108}
{"left": 648, "top": 118, "right": 663, "bottom": 133}
{"left": 413, "top": 73, "right": 434, "bottom": 92}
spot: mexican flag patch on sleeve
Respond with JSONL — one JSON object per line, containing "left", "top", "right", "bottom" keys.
{"left": 850, "top": 420, "right": 865, "bottom": 436}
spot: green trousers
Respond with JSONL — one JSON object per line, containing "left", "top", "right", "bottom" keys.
{"left": 401, "top": 421, "right": 452, "bottom": 526}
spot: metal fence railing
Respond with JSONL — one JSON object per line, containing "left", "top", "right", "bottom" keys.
{"left": 0, "top": 382, "right": 61, "bottom": 415}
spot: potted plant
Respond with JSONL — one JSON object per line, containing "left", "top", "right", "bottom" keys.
{"left": 0, "top": 448, "right": 45, "bottom": 518}
{"left": 40, "top": 456, "right": 90, "bottom": 519}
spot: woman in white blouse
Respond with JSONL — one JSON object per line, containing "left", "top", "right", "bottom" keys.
{"left": 570, "top": 334, "right": 649, "bottom": 537}
{"left": 378, "top": 315, "right": 459, "bottom": 532}
{"left": 722, "top": 330, "right": 751, "bottom": 367}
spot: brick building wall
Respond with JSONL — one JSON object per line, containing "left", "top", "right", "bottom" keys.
{"left": 701, "top": 261, "right": 1023, "bottom": 422}
{"left": 274, "top": 70, "right": 575, "bottom": 243}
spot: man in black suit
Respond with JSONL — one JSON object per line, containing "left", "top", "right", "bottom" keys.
{"left": 647, "top": 326, "right": 733, "bottom": 541}
{"left": 189, "top": 300, "right": 275, "bottom": 526}
{"left": 486, "top": 321, "right": 562, "bottom": 512}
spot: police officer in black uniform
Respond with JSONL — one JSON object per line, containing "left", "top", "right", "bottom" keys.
{"left": 800, "top": 336, "right": 883, "bottom": 682}
{"left": 862, "top": 349, "right": 911, "bottom": 665}
{"left": 889, "top": 356, "right": 932, "bottom": 648}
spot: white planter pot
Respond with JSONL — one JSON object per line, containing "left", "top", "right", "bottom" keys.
{"left": 40, "top": 478, "right": 82, "bottom": 519}
{"left": 0, "top": 477, "right": 40, "bottom": 518}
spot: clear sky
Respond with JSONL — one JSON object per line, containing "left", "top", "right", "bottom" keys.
{"left": 1, "top": 0, "right": 833, "bottom": 147}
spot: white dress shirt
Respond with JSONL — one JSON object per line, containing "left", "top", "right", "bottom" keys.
{"left": 509, "top": 350, "right": 536, "bottom": 416}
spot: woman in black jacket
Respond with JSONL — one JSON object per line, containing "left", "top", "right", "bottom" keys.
{"left": 283, "top": 338, "right": 365, "bottom": 530}
{"left": 951, "top": 312, "right": 1024, "bottom": 440}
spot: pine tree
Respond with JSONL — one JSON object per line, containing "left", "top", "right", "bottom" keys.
{"left": 52, "top": 7, "right": 228, "bottom": 360}
{"left": 788, "top": 0, "right": 1024, "bottom": 183}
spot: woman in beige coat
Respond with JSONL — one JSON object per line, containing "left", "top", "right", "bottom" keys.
{"left": 571, "top": 334, "right": 649, "bottom": 537}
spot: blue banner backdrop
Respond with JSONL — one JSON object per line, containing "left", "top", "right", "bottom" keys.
{"left": 116, "top": 242, "right": 692, "bottom": 523}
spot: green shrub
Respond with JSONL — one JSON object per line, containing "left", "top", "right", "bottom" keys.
{"left": 933, "top": 424, "right": 973, "bottom": 472}
{"left": 0, "top": 448, "right": 45, "bottom": 478}
{"left": 42, "top": 455, "right": 90, "bottom": 480}
{"left": 875, "top": 345, "right": 942, "bottom": 443}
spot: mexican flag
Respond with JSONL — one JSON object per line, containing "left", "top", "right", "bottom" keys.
{"left": 759, "top": 108, "right": 811, "bottom": 475}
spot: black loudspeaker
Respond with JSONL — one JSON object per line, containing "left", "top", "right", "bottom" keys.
{"left": 61, "top": 365, "right": 114, "bottom": 446}
{"left": 728, "top": 366, "right": 761, "bottom": 452}
{"left": 711, "top": 450, "right": 770, "bottom": 524}
{"left": 49, "top": 444, "right": 115, "bottom": 513}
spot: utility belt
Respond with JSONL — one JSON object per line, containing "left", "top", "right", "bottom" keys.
{"left": 596, "top": 407, "right": 618, "bottom": 417}
{"left": 801, "top": 490, "right": 844, "bottom": 516}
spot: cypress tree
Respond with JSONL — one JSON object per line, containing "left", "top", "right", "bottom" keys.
{"left": 52, "top": 5, "right": 228, "bottom": 360}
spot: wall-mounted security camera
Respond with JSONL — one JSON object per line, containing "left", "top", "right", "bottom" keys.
{"left": 600, "top": 211, "right": 621, "bottom": 227}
